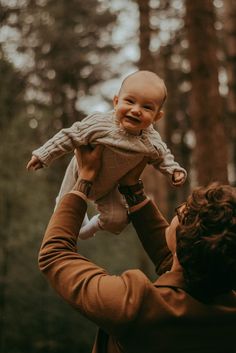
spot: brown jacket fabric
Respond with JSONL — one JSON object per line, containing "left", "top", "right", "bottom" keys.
{"left": 39, "top": 193, "right": 236, "bottom": 353}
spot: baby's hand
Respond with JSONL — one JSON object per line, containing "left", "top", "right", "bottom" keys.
{"left": 26, "top": 155, "right": 43, "bottom": 171}
{"left": 172, "top": 170, "right": 186, "bottom": 186}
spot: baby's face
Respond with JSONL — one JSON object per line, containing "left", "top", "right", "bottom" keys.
{"left": 113, "top": 74, "right": 165, "bottom": 135}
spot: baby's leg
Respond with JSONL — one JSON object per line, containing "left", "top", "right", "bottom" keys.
{"left": 79, "top": 188, "right": 129, "bottom": 239}
{"left": 55, "top": 156, "right": 89, "bottom": 226}
{"left": 78, "top": 214, "right": 101, "bottom": 240}
{"left": 55, "top": 156, "right": 78, "bottom": 207}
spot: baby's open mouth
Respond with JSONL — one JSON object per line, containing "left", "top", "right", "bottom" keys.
{"left": 125, "top": 115, "right": 140, "bottom": 123}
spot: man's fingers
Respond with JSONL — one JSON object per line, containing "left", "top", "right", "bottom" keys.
{"left": 73, "top": 144, "right": 104, "bottom": 181}
{"left": 93, "top": 145, "right": 104, "bottom": 157}
{"left": 74, "top": 149, "right": 82, "bottom": 170}
{"left": 119, "top": 156, "right": 148, "bottom": 185}
{"left": 74, "top": 144, "right": 104, "bottom": 167}
{"left": 140, "top": 156, "right": 149, "bottom": 168}
{"left": 79, "top": 144, "right": 93, "bottom": 153}
{"left": 135, "top": 156, "right": 149, "bottom": 175}
{"left": 75, "top": 144, "right": 103, "bottom": 156}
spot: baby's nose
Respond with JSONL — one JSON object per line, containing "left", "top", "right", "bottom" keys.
{"left": 131, "top": 105, "right": 141, "bottom": 116}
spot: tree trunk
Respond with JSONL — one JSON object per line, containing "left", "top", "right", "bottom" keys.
{"left": 162, "top": 44, "right": 191, "bottom": 219}
{"left": 223, "top": 0, "right": 236, "bottom": 184}
{"left": 185, "top": 0, "right": 228, "bottom": 185}
{"left": 137, "top": 0, "right": 155, "bottom": 71}
{"left": 137, "top": 0, "right": 168, "bottom": 215}
{"left": 0, "top": 195, "right": 10, "bottom": 353}
{"left": 136, "top": 0, "right": 169, "bottom": 276}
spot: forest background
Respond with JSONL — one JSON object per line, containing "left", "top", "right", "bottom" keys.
{"left": 0, "top": 0, "right": 235, "bottom": 352}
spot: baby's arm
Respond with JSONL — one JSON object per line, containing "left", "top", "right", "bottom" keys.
{"left": 172, "top": 170, "right": 186, "bottom": 186}
{"left": 27, "top": 111, "right": 110, "bottom": 170}
{"left": 26, "top": 117, "right": 95, "bottom": 171}
{"left": 151, "top": 140, "right": 187, "bottom": 186}
{"left": 33, "top": 121, "right": 85, "bottom": 167}
{"left": 26, "top": 155, "right": 44, "bottom": 171}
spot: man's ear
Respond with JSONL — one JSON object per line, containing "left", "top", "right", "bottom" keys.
{"left": 154, "top": 110, "right": 164, "bottom": 122}
{"left": 113, "top": 95, "right": 119, "bottom": 108}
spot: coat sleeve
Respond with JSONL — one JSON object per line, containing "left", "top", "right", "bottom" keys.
{"left": 129, "top": 201, "right": 173, "bottom": 275}
{"left": 38, "top": 193, "right": 148, "bottom": 335}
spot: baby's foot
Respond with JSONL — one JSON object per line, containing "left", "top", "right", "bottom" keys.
{"left": 79, "top": 214, "right": 101, "bottom": 240}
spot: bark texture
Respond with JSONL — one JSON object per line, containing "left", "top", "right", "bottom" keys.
{"left": 185, "top": 0, "right": 228, "bottom": 185}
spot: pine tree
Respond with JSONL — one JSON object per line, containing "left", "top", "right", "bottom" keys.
{"left": 185, "top": 0, "right": 228, "bottom": 184}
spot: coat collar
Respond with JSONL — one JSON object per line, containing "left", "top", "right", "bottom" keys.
{"left": 154, "top": 271, "right": 236, "bottom": 304}
{"left": 154, "top": 270, "right": 187, "bottom": 291}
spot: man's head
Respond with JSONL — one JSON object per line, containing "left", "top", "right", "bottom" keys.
{"left": 113, "top": 70, "right": 167, "bottom": 135}
{"left": 166, "top": 183, "right": 236, "bottom": 300}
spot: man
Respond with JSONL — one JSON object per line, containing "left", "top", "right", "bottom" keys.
{"left": 39, "top": 145, "right": 236, "bottom": 353}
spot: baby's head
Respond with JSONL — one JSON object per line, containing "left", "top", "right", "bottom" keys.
{"left": 113, "top": 70, "right": 167, "bottom": 135}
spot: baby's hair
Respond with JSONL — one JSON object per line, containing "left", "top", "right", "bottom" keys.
{"left": 119, "top": 70, "right": 167, "bottom": 110}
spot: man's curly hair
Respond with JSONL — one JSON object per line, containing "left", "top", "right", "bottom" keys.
{"left": 176, "top": 183, "right": 236, "bottom": 301}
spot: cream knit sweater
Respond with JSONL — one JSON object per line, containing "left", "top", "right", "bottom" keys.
{"left": 33, "top": 111, "right": 187, "bottom": 200}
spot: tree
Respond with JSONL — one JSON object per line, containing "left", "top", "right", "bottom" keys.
{"left": 0, "top": 55, "right": 26, "bottom": 352}
{"left": 136, "top": 0, "right": 168, "bottom": 217}
{"left": 0, "top": 55, "right": 25, "bottom": 129}
{"left": 1, "top": 0, "right": 117, "bottom": 130}
{"left": 223, "top": 0, "right": 236, "bottom": 184}
{"left": 161, "top": 42, "right": 192, "bottom": 217}
{"left": 137, "top": 0, "right": 192, "bottom": 220}
{"left": 185, "top": 0, "right": 228, "bottom": 185}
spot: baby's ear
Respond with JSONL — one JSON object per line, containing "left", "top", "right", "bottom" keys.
{"left": 155, "top": 110, "right": 164, "bottom": 122}
{"left": 113, "top": 95, "right": 119, "bottom": 108}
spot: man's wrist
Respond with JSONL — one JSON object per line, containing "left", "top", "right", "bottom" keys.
{"left": 118, "top": 180, "right": 147, "bottom": 207}
{"left": 118, "top": 179, "right": 144, "bottom": 194}
{"left": 129, "top": 197, "right": 150, "bottom": 213}
{"left": 69, "top": 190, "right": 88, "bottom": 202}
{"left": 73, "top": 178, "right": 93, "bottom": 197}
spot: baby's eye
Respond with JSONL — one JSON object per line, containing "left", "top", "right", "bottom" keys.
{"left": 125, "top": 99, "right": 134, "bottom": 104}
{"left": 143, "top": 105, "right": 153, "bottom": 110}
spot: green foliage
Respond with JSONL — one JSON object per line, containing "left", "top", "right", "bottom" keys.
{"left": 0, "top": 57, "right": 25, "bottom": 128}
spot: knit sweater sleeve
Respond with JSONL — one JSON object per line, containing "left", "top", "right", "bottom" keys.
{"left": 149, "top": 131, "right": 187, "bottom": 183}
{"left": 32, "top": 112, "right": 107, "bottom": 166}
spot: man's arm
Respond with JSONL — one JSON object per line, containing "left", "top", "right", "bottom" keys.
{"left": 39, "top": 192, "right": 147, "bottom": 333}
{"left": 38, "top": 146, "right": 147, "bottom": 333}
{"left": 130, "top": 201, "right": 172, "bottom": 275}
{"left": 118, "top": 159, "right": 172, "bottom": 275}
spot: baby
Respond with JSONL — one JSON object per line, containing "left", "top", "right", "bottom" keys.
{"left": 27, "top": 70, "right": 187, "bottom": 239}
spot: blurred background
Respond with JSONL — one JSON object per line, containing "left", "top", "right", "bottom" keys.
{"left": 0, "top": 0, "right": 235, "bottom": 352}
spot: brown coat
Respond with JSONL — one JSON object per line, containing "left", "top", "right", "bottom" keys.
{"left": 39, "top": 193, "right": 236, "bottom": 353}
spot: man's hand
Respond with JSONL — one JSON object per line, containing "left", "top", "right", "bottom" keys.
{"left": 26, "top": 156, "right": 44, "bottom": 171}
{"left": 74, "top": 144, "right": 104, "bottom": 182}
{"left": 119, "top": 157, "right": 148, "bottom": 186}
{"left": 172, "top": 170, "right": 185, "bottom": 186}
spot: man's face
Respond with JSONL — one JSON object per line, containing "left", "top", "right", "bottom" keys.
{"left": 165, "top": 216, "right": 179, "bottom": 254}
{"left": 165, "top": 204, "right": 186, "bottom": 254}
{"left": 113, "top": 76, "right": 164, "bottom": 135}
